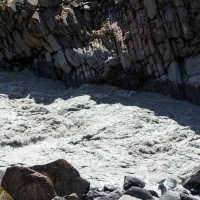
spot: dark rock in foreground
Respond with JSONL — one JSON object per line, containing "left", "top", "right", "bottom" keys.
{"left": 182, "top": 169, "right": 200, "bottom": 191}
{"left": 119, "top": 187, "right": 155, "bottom": 200}
{"left": 1, "top": 159, "right": 89, "bottom": 200}
{"left": 1, "top": 166, "right": 56, "bottom": 200}
{"left": 31, "top": 159, "right": 90, "bottom": 199}
{"left": 123, "top": 176, "right": 145, "bottom": 191}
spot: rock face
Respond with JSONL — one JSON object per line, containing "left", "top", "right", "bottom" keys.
{"left": 1, "top": 166, "right": 56, "bottom": 200}
{"left": 119, "top": 187, "right": 155, "bottom": 200}
{"left": 31, "top": 159, "right": 90, "bottom": 199}
{"left": 0, "top": 0, "right": 200, "bottom": 103}
{"left": 182, "top": 168, "right": 200, "bottom": 190}
{"left": 0, "top": 186, "right": 13, "bottom": 200}
{"left": 1, "top": 159, "right": 89, "bottom": 200}
{"left": 123, "top": 176, "right": 145, "bottom": 191}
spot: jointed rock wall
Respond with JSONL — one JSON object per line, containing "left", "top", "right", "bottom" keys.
{"left": 1, "top": 0, "right": 200, "bottom": 103}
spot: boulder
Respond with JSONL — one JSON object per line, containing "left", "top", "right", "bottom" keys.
{"left": 182, "top": 169, "right": 200, "bottom": 190}
{"left": 0, "top": 186, "right": 13, "bottom": 200}
{"left": 38, "top": 0, "right": 62, "bottom": 8}
{"left": 119, "top": 187, "right": 154, "bottom": 200}
{"left": 148, "top": 190, "right": 158, "bottom": 198}
{"left": 159, "top": 191, "right": 180, "bottom": 200}
{"left": 64, "top": 193, "right": 79, "bottom": 200}
{"left": 123, "top": 176, "right": 145, "bottom": 191}
{"left": 52, "top": 197, "right": 67, "bottom": 200}
{"left": 180, "top": 193, "right": 198, "bottom": 200}
{"left": 30, "top": 159, "right": 90, "bottom": 200}
{"left": 104, "top": 184, "right": 117, "bottom": 192}
{"left": 99, "top": 192, "right": 121, "bottom": 200}
{"left": 1, "top": 166, "right": 56, "bottom": 200}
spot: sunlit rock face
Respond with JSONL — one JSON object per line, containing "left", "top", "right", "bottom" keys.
{"left": 0, "top": 0, "right": 200, "bottom": 103}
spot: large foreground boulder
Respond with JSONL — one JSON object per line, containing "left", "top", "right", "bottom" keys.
{"left": 31, "top": 159, "right": 90, "bottom": 199}
{"left": 1, "top": 159, "right": 90, "bottom": 200}
{"left": 1, "top": 166, "right": 56, "bottom": 200}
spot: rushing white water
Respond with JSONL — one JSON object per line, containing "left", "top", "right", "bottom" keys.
{"left": 0, "top": 70, "right": 200, "bottom": 195}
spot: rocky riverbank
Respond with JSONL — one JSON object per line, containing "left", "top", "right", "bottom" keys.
{"left": 1, "top": 159, "right": 200, "bottom": 200}
{"left": 0, "top": 0, "right": 200, "bottom": 103}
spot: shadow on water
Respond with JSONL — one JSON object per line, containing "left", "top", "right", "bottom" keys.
{"left": 0, "top": 70, "right": 200, "bottom": 135}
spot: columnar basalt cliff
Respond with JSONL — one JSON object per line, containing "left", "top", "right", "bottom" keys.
{"left": 0, "top": 0, "right": 200, "bottom": 103}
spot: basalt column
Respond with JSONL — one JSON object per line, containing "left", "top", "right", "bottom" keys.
{"left": 0, "top": 0, "right": 200, "bottom": 104}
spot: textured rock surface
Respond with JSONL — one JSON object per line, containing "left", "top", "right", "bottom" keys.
{"left": 0, "top": 186, "right": 13, "bottom": 200}
{"left": 123, "top": 176, "right": 145, "bottom": 191}
{"left": 0, "top": 0, "right": 200, "bottom": 103}
{"left": 182, "top": 168, "right": 200, "bottom": 190}
{"left": 119, "top": 187, "right": 155, "bottom": 200}
{"left": 1, "top": 159, "right": 89, "bottom": 200}
{"left": 1, "top": 166, "right": 56, "bottom": 200}
{"left": 31, "top": 159, "right": 90, "bottom": 200}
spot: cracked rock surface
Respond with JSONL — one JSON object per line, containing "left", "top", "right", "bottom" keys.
{"left": 0, "top": 0, "right": 200, "bottom": 103}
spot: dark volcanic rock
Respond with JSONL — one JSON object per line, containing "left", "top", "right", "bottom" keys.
{"left": 104, "top": 184, "right": 117, "bottom": 192}
{"left": 1, "top": 166, "right": 56, "bottom": 200}
{"left": 119, "top": 187, "right": 154, "bottom": 200}
{"left": 99, "top": 191, "right": 121, "bottom": 200}
{"left": 31, "top": 159, "right": 90, "bottom": 200}
{"left": 123, "top": 176, "right": 145, "bottom": 191}
{"left": 182, "top": 169, "right": 200, "bottom": 190}
{"left": 1, "top": 159, "right": 89, "bottom": 200}
{"left": 38, "top": 0, "right": 62, "bottom": 8}
{"left": 180, "top": 193, "right": 198, "bottom": 200}
{"left": 1, "top": 0, "right": 200, "bottom": 103}
{"left": 148, "top": 190, "right": 159, "bottom": 198}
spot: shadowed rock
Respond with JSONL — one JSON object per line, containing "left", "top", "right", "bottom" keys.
{"left": 1, "top": 166, "right": 56, "bottom": 200}
{"left": 182, "top": 168, "right": 200, "bottom": 190}
{"left": 1, "top": 159, "right": 90, "bottom": 200}
{"left": 123, "top": 176, "right": 145, "bottom": 191}
{"left": 119, "top": 187, "right": 155, "bottom": 200}
{"left": 0, "top": 0, "right": 200, "bottom": 103}
{"left": 31, "top": 159, "right": 90, "bottom": 200}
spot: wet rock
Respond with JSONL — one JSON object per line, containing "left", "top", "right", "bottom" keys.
{"left": 119, "top": 187, "right": 154, "bottom": 200}
{"left": 87, "top": 189, "right": 107, "bottom": 198}
{"left": 1, "top": 166, "right": 56, "bottom": 200}
{"left": 180, "top": 193, "right": 198, "bottom": 200}
{"left": 64, "top": 193, "right": 79, "bottom": 200}
{"left": 0, "top": 186, "right": 13, "bottom": 200}
{"left": 103, "top": 184, "right": 117, "bottom": 192}
{"left": 148, "top": 190, "right": 158, "bottom": 198}
{"left": 182, "top": 169, "right": 200, "bottom": 190}
{"left": 123, "top": 176, "right": 145, "bottom": 191}
{"left": 159, "top": 191, "right": 180, "bottom": 200}
{"left": 188, "top": 189, "right": 200, "bottom": 195}
{"left": 158, "top": 178, "right": 177, "bottom": 195}
{"left": 99, "top": 191, "right": 122, "bottom": 200}
{"left": 31, "top": 159, "right": 90, "bottom": 200}
{"left": 38, "top": 0, "right": 62, "bottom": 8}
